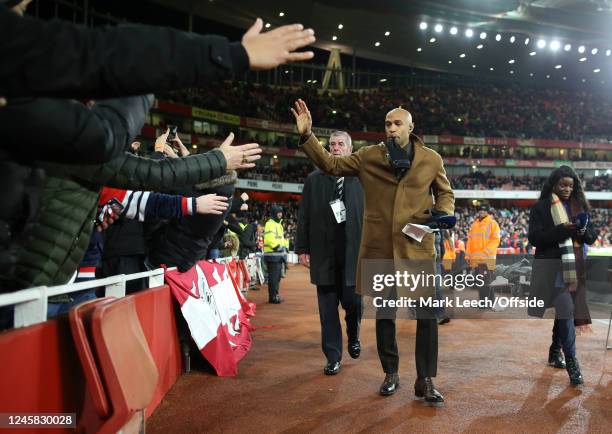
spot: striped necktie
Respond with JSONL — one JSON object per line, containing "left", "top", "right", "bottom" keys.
{"left": 336, "top": 177, "right": 344, "bottom": 200}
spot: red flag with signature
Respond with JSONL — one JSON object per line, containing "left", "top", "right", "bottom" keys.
{"left": 165, "top": 260, "right": 254, "bottom": 376}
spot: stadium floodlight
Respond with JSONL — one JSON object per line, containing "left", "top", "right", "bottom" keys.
{"left": 578, "top": 45, "right": 585, "bottom": 53}
{"left": 594, "top": 68, "right": 601, "bottom": 73}
{"left": 592, "top": 48, "right": 598, "bottom": 55}
{"left": 489, "top": 67, "right": 494, "bottom": 71}
{"left": 477, "top": 44, "right": 483, "bottom": 49}
{"left": 332, "top": 36, "right": 338, "bottom": 41}
{"left": 472, "top": 64, "right": 476, "bottom": 68}
{"left": 546, "top": 74, "right": 550, "bottom": 78}
{"left": 564, "top": 44, "right": 571, "bottom": 51}
{"left": 338, "top": 24, "right": 343, "bottom": 29}
{"left": 385, "top": 31, "right": 391, "bottom": 36}
{"left": 529, "top": 51, "right": 536, "bottom": 56}
{"left": 495, "top": 34, "right": 502, "bottom": 41}
{"left": 550, "top": 40, "right": 561, "bottom": 51}
{"left": 480, "top": 31, "right": 487, "bottom": 39}
{"left": 582, "top": 78, "right": 586, "bottom": 82}
{"left": 434, "top": 24, "right": 443, "bottom": 33}
{"left": 419, "top": 22, "right": 428, "bottom": 30}
{"left": 375, "top": 41, "right": 381, "bottom": 46}
{"left": 279, "top": 11, "right": 285, "bottom": 17}
{"left": 508, "top": 59, "right": 515, "bottom": 64}
{"left": 525, "top": 37, "right": 530, "bottom": 45}
{"left": 510, "top": 70, "right": 514, "bottom": 74}
{"left": 537, "top": 39, "right": 546, "bottom": 48}
{"left": 459, "top": 53, "right": 466, "bottom": 58}
{"left": 448, "top": 60, "right": 453, "bottom": 64}
{"left": 607, "top": 49, "right": 611, "bottom": 56}
{"left": 510, "top": 35, "right": 516, "bottom": 43}
{"left": 465, "top": 28, "right": 474, "bottom": 38}
{"left": 579, "top": 57, "right": 587, "bottom": 62}
{"left": 529, "top": 73, "right": 534, "bottom": 76}
{"left": 265, "top": 23, "right": 271, "bottom": 28}
{"left": 429, "top": 37, "right": 436, "bottom": 43}
{"left": 450, "top": 26, "right": 458, "bottom": 35}
{"left": 417, "top": 47, "right": 422, "bottom": 52}
{"left": 555, "top": 64, "right": 562, "bottom": 69}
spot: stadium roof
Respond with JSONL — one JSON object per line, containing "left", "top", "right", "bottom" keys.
{"left": 153, "top": 0, "right": 612, "bottom": 86}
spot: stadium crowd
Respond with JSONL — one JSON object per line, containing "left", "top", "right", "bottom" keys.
{"left": 164, "top": 81, "right": 612, "bottom": 141}
{"left": 240, "top": 166, "right": 610, "bottom": 192}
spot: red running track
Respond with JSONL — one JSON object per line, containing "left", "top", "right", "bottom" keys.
{"left": 148, "top": 265, "right": 612, "bottom": 434}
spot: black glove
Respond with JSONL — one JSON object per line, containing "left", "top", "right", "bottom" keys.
{"left": 425, "top": 209, "right": 457, "bottom": 229}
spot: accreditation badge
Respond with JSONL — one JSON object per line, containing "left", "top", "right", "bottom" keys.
{"left": 329, "top": 199, "right": 346, "bottom": 223}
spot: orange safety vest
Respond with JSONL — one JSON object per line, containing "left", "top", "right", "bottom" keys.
{"left": 442, "top": 237, "right": 456, "bottom": 271}
{"left": 466, "top": 215, "right": 501, "bottom": 269}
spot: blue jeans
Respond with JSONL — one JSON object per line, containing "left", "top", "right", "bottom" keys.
{"left": 551, "top": 291, "right": 576, "bottom": 358}
{"left": 47, "top": 289, "right": 97, "bottom": 318}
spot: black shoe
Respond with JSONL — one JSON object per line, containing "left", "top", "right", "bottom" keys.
{"left": 379, "top": 373, "right": 400, "bottom": 396}
{"left": 548, "top": 345, "right": 566, "bottom": 369}
{"left": 323, "top": 361, "right": 341, "bottom": 376}
{"left": 269, "top": 295, "right": 282, "bottom": 304}
{"left": 565, "top": 356, "right": 584, "bottom": 385}
{"left": 437, "top": 316, "right": 451, "bottom": 325}
{"left": 348, "top": 341, "right": 361, "bottom": 359}
{"left": 414, "top": 377, "right": 445, "bottom": 403}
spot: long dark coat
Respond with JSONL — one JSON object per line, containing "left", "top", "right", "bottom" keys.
{"left": 296, "top": 170, "right": 364, "bottom": 287}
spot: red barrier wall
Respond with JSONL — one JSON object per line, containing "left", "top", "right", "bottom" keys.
{"left": 0, "top": 285, "right": 181, "bottom": 433}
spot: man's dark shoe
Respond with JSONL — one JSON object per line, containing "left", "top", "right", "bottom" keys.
{"left": 437, "top": 315, "right": 451, "bottom": 325}
{"left": 379, "top": 373, "right": 400, "bottom": 396}
{"left": 548, "top": 345, "right": 566, "bottom": 369}
{"left": 414, "top": 377, "right": 444, "bottom": 403}
{"left": 566, "top": 356, "right": 584, "bottom": 385}
{"left": 269, "top": 295, "right": 282, "bottom": 304}
{"left": 348, "top": 341, "right": 361, "bottom": 359}
{"left": 323, "top": 361, "right": 341, "bottom": 376}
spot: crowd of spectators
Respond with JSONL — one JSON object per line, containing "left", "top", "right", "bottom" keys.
{"left": 163, "top": 81, "right": 612, "bottom": 141}
{"left": 244, "top": 201, "right": 612, "bottom": 250}
{"left": 237, "top": 166, "right": 610, "bottom": 192}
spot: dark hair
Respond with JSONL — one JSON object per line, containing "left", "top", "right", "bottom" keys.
{"left": 539, "top": 165, "right": 590, "bottom": 211}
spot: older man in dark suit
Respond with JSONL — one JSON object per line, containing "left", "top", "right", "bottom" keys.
{"left": 296, "top": 131, "right": 365, "bottom": 376}
{"left": 292, "top": 99, "right": 454, "bottom": 402}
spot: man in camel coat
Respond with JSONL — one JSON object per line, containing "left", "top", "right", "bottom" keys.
{"left": 291, "top": 99, "right": 454, "bottom": 402}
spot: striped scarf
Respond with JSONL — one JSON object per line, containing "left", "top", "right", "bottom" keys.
{"left": 550, "top": 193, "right": 577, "bottom": 291}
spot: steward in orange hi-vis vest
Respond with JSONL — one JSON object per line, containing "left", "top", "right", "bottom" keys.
{"left": 466, "top": 206, "right": 501, "bottom": 270}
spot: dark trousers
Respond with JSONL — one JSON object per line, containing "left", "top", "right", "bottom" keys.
{"left": 101, "top": 255, "right": 146, "bottom": 294}
{"left": 476, "top": 264, "right": 493, "bottom": 302}
{"left": 551, "top": 290, "right": 576, "bottom": 358}
{"left": 376, "top": 307, "right": 438, "bottom": 377}
{"left": 316, "top": 266, "right": 362, "bottom": 363}
{"left": 266, "top": 260, "right": 282, "bottom": 300}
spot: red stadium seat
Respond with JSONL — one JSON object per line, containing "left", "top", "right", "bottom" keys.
{"left": 91, "top": 297, "right": 159, "bottom": 434}
{"left": 69, "top": 297, "right": 116, "bottom": 419}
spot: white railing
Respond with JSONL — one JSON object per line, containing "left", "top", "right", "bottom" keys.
{"left": 0, "top": 268, "right": 167, "bottom": 329}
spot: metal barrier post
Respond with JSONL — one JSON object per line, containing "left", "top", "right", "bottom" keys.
{"left": 13, "top": 287, "right": 48, "bottom": 328}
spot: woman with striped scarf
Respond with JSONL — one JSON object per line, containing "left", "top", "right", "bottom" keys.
{"left": 527, "top": 165, "right": 597, "bottom": 385}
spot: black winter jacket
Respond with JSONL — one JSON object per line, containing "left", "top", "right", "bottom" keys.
{"left": 1, "top": 149, "right": 227, "bottom": 291}
{"left": 0, "top": 6, "right": 249, "bottom": 98}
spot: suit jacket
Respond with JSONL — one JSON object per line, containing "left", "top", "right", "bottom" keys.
{"left": 296, "top": 170, "right": 364, "bottom": 287}
{"left": 300, "top": 133, "right": 454, "bottom": 297}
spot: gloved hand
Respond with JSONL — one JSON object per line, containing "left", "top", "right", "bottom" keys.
{"left": 274, "top": 245, "right": 284, "bottom": 252}
{"left": 425, "top": 209, "right": 457, "bottom": 229}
